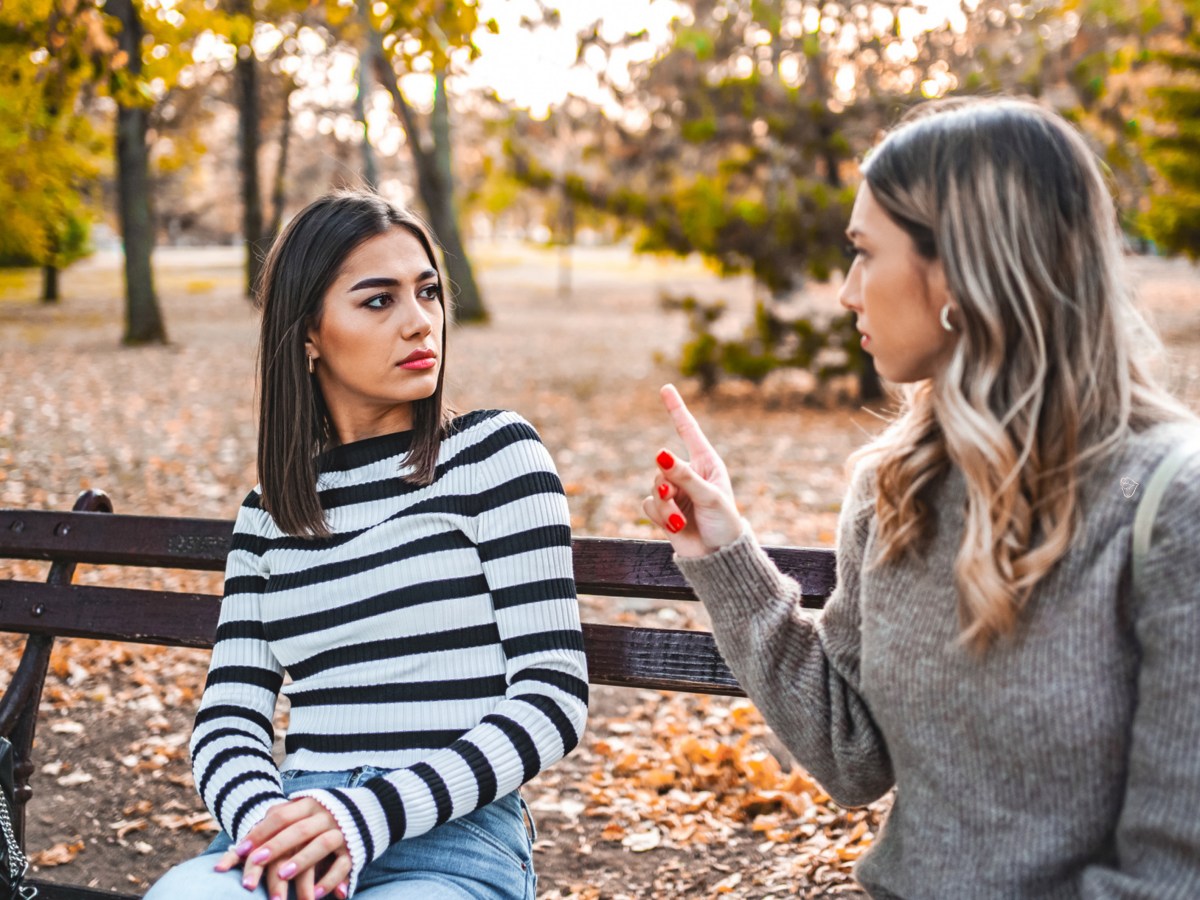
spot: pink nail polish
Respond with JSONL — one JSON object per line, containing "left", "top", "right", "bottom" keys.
{"left": 314, "top": 889, "right": 327, "bottom": 900}
{"left": 249, "top": 847, "right": 271, "bottom": 865}
{"left": 278, "top": 862, "right": 298, "bottom": 879}
{"left": 234, "top": 839, "right": 254, "bottom": 857}
{"left": 243, "top": 878, "right": 254, "bottom": 890}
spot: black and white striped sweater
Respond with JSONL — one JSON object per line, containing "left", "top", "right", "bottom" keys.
{"left": 190, "top": 410, "right": 588, "bottom": 895}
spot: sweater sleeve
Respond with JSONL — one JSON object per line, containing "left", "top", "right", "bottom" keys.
{"left": 291, "top": 412, "right": 588, "bottom": 895}
{"left": 1081, "top": 449, "right": 1200, "bottom": 898}
{"left": 189, "top": 495, "right": 289, "bottom": 845}
{"left": 673, "top": 461, "right": 893, "bottom": 807}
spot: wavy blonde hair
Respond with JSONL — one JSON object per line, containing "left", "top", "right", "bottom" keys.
{"left": 845, "top": 97, "right": 1197, "bottom": 652}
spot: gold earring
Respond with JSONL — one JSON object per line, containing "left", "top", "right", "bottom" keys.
{"left": 307, "top": 354, "right": 315, "bottom": 375}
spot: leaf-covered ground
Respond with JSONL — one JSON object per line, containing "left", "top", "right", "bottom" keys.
{"left": 1, "top": 246, "right": 1197, "bottom": 898}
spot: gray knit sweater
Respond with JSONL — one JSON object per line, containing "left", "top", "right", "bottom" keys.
{"left": 674, "top": 420, "right": 1200, "bottom": 899}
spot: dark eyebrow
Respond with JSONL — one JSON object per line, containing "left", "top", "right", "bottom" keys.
{"left": 348, "top": 269, "right": 439, "bottom": 292}
{"left": 349, "top": 276, "right": 398, "bottom": 292}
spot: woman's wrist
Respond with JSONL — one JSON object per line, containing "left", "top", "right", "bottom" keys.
{"left": 676, "top": 517, "right": 752, "bottom": 558}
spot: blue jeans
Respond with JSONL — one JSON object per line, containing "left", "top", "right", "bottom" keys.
{"left": 145, "top": 767, "right": 537, "bottom": 899}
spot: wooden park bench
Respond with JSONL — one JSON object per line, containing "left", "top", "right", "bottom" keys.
{"left": 0, "top": 489, "right": 837, "bottom": 899}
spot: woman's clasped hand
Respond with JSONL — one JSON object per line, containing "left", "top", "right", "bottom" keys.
{"left": 212, "top": 798, "right": 350, "bottom": 900}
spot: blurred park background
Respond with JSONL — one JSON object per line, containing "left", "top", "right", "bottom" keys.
{"left": 2, "top": 0, "right": 1200, "bottom": 897}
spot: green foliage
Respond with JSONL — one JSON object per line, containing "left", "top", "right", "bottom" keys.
{"left": 673, "top": 294, "right": 861, "bottom": 393}
{"left": 1140, "top": 9, "right": 1200, "bottom": 258}
{"left": 508, "top": 0, "right": 1066, "bottom": 394}
{"left": 369, "top": 0, "right": 491, "bottom": 72}
{"left": 0, "top": 210, "right": 91, "bottom": 269}
{"left": 0, "top": 3, "right": 107, "bottom": 270}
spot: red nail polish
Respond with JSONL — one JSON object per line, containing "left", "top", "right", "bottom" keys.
{"left": 657, "top": 450, "right": 674, "bottom": 470}
{"left": 668, "top": 513, "right": 686, "bottom": 533}
{"left": 657, "top": 483, "right": 669, "bottom": 499}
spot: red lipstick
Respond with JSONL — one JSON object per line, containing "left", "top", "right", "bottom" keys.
{"left": 398, "top": 348, "right": 437, "bottom": 370}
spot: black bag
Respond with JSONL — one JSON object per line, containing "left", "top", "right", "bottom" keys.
{"left": 0, "top": 737, "right": 34, "bottom": 899}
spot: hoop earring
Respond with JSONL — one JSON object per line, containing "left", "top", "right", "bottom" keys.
{"left": 307, "top": 354, "right": 316, "bottom": 375}
{"left": 940, "top": 302, "right": 955, "bottom": 333}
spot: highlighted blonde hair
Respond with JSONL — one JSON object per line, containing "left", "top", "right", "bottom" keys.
{"left": 845, "top": 97, "right": 1196, "bottom": 651}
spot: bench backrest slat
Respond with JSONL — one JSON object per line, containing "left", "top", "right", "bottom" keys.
{"left": 0, "top": 582, "right": 746, "bottom": 696}
{"left": 584, "top": 622, "right": 742, "bottom": 695}
{"left": 0, "top": 511, "right": 837, "bottom": 603}
{"left": 572, "top": 536, "right": 835, "bottom": 602}
{"left": 0, "top": 581, "right": 219, "bottom": 648}
{"left": 0, "top": 509, "right": 231, "bottom": 571}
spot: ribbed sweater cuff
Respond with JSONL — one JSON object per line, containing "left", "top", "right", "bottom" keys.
{"left": 290, "top": 789, "right": 369, "bottom": 898}
{"left": 673, "top": 523, "right": 795, "bottom": 626}
{"left": 232, "top": 796, "right": 289, "bottom": 846}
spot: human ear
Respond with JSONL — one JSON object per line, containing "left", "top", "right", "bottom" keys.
{"left": 924, "top": 257, "right": 954, "bottom": 324}
{"left": 304, "top": 318, "right": 321, "bottom": 358}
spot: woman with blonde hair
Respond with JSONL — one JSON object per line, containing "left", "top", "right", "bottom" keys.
{"left": 645, "top": 97, "right": 1200, "bottom": 897}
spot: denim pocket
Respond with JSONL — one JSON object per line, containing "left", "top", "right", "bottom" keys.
{"left": 518, "top": 793, "right": 538, "bottom": 844}
{"left": 450, "top": 793, "right": 533, "bottom": 870}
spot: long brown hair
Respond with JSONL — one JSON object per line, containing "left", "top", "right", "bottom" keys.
{"left": 846, "top": 97, "right": 1196, "bottom": 651}
{"left": 255, "top": 191, "right": 452, "bottom": 537}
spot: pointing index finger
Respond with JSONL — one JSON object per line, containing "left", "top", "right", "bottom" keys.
{"left": 660, "top": 383, "right": 715, "bottom": 457}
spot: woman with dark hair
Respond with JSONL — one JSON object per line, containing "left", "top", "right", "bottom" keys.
{"left": 645, "top": 97, "right": 1200, "bottom": 897}
{"left": 146, "top": 191, "right": 588, "bottom": 900}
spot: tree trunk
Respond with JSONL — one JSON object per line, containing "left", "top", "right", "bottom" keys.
{"left": 354, "top": 0, "right": 379, "bottom": 190}
{"left": 41, "top": 266, "right": 58, "bottom": 304}
{"left": 373, "top": 49, "right": 486, "bottom": 322}
{"left": 557, "top": 194, "right": 575, "bottom": 300}
{"left": 425, "top": 70, "right": 484, "bottom": 322}
{"left": 268, "top": 81, "right": 294, "bottom": 240}
{"left": 235, "top": 43, "right": 266, "bottom": 297}
{"left": 110, "top": 0, "right": 166, "bottom": 345}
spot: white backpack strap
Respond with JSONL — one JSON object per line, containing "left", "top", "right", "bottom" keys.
{"left": 1133, "top": 436, "right": 1200, "bottom": 601}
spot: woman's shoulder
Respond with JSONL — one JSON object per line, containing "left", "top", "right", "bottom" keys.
{"left": 228, "top": 486, "right": 277, "bottom": 546}
{"left": 1125, "top": 420, "right": 1200, "bottom": 507}
{"left": 1099, "top": 421, "right": 1200, "bottom": 495}
{"left": 841, "top": 456, "right": 881, "bottom": 520}
{"left": 239, "top": 485, "right": 264, "bottom": 509}
{"left": 1120, "top": 421, "right": 1200, "bottom": 618}
{"left": 1070, "top": 420, "right": 1200, "bottom": 552}
{"left": 446, "top": 408, "right": 544, "bottom": 444}
{"left": 443, "top": 408, "right": 563, "bottom": 488}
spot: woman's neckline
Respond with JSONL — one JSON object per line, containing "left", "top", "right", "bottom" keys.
{"left": 318, "top": 428, "right": 415, "bottom": 473}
